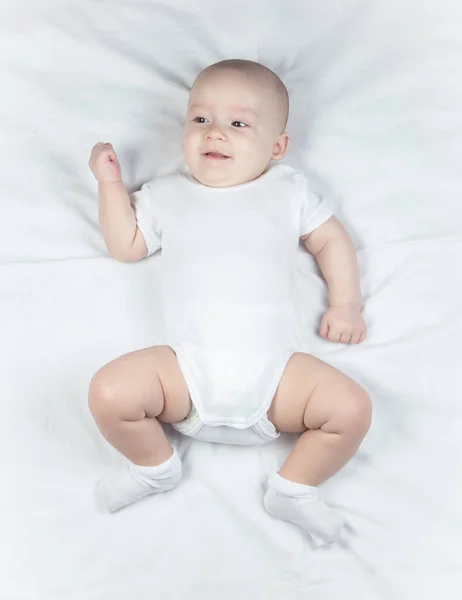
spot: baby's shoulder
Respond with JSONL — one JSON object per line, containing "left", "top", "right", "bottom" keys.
{"left": 139, "top": 171, "right": 184, "bottom": 196}
{"left": 269, "top": 163, "right": 312, "bottom": 193}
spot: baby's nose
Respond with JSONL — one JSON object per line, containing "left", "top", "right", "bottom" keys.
{"left": 205, "top": 124, "right": 226, "bottom": 140}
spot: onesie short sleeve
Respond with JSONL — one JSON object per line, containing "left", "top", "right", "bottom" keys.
{"left": 130, "top": 180, "right": 162, "bottom": 256}
{"left": 297, "top": 174, "right": 334, "bottom": 237}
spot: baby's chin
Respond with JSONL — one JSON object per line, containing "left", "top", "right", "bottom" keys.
{"left": 187, "top": 164, "right": 268, "bottom": 188}
{"left": 195, "top": 174, "right": 244, "bottom": 188}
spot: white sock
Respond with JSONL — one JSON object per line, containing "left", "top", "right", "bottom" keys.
{"left": 264, "top": 473, "right": 344, "bottom": 545}
{"left": 97, "top": 447, "right": 182, "bottom": 513}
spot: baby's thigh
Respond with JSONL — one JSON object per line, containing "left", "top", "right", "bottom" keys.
{"left": 89, "top": 345, "right": 191, "bottom": 423}
{"left": 268, "top": 352, "right": 365, "bottom": 433}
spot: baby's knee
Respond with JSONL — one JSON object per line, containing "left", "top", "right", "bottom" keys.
{"left": 344, "top": 384, "right": 372, "bottom": 437}
{"left": 332, "top": 383, "right": 372, "bottom": 438}
{"left": 88, "top": 370, "right": 124, "bottom": 421}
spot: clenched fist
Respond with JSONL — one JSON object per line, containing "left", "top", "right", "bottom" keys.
{"left": 320, "top": 304, "right": 367, "bottom": 344}
{"left": 89, "top": 142, "right": 122, "bottom": 183}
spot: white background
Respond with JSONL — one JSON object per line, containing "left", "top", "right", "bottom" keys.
{"left": 1, "top": 1, "right": 461, "bottom": 598}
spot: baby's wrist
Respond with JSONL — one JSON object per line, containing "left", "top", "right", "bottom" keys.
{"left": 98, "top": 179, "right": 124, "bottom": 186}
{"left": 329, "top": 301, "right": 362, "bottom": 310}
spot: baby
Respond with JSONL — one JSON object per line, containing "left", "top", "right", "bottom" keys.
{"left": 88, "top": 59, "right": 371, "bottom": 545}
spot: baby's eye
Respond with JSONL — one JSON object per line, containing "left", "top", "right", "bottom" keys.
{"left": 193, "top": 117, "right": 209, "bottom": 124}
{"left": 231, "top": 121, "right": 248, "bottom": 128}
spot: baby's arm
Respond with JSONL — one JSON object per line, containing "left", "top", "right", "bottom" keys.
{"left": 89, "top": 143, "right": 147, "bottom": 262}
{"left": 301, "top": 216, "right": 367, "bottom": 344}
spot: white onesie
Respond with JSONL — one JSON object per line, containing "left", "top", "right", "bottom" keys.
{"left": 131, "top": 164, "right": 333, "bottom": 444}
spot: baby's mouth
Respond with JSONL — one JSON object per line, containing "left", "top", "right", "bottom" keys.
{"left": 203, "top": 151, "right": 231, "bottom": 160}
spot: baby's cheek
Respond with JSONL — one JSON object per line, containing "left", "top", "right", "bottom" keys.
{"left": 182, "top": 137, "right": 198, "bottom": 162}
{"left": 241, "top": 138, "right": 265, "bottom": 162}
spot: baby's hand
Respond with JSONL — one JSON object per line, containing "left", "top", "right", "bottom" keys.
{"left": 89, "top": 142, "right": 122, "bottom": 183}
{"left": 320, "top": 305, "right": 367, "bottom": 344}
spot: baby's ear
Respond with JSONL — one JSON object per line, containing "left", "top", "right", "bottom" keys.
{"left": 272, "top": 133, "right": 289, "bottom": 160}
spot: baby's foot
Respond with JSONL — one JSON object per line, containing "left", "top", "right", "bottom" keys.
{"left": 264, "top": 473, "right": 344, "bottom": 545}
{"left": 97, "top": 447, "right": 182, "bottom": 513}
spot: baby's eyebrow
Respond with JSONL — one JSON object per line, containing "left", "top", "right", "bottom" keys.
{"left": 231, "top": 107, "right": 258, "bottom": 120}
{"left": 188, "top": 103, "right": 206, "bottom": 112}
{"left": 188, "top": 103, "right": 258, "bottom": 119}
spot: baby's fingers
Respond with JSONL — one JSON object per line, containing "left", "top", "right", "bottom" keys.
{"left": 327, "top": 326, "right": 342, "bottom": 343}
{"left": 92, "top": 142, "right": 115, "bottom": 155}
{"left": 358, "top": 329, "right": 367, "bottom": 343}
{"left": 350, "top": 331, "right": 361, "bottom": 344}
{"left": 92, "top": 142, "right": 108, "bottom": 153}
{"left": 339, "top": 332, "right": 352, "bottom": 344}
{"left": 320, "top": 317, "right": 329, "bottom": 339}
{"left": 351, "top": 329, "right": 367, "bottom": 344}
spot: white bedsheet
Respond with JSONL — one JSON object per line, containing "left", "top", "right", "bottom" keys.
{"left": 1, "top": 1, "right": 462, "bottom": 598}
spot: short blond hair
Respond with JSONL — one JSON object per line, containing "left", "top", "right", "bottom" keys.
{"left": 194, "top": 59, "right": 289, "bottom": 130}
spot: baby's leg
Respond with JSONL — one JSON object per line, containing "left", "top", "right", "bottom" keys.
{"left": 265, "top": 352, "right": 372, "bottom": 543}
{"left": 88, "top": 345, "right": 191, "bottom": 511}
{"left": 269, "top": 352, "right": 372, "bottom": 485}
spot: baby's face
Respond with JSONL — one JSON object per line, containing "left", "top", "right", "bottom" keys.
{"left": 182, "top": 70, "right": 288, "bottom": 187}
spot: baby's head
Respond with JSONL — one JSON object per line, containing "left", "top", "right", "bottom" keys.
{"left": 182, "top": 59, "right": 289, "bottom": 187}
